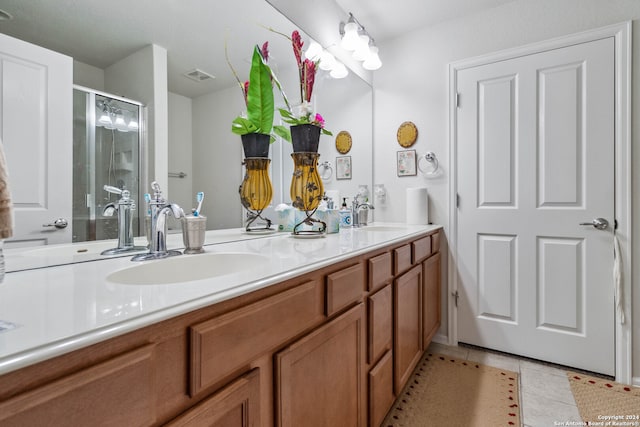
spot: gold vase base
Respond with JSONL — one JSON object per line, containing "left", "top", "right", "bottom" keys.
{"left": 245, "top": 210, "right": 275, "bottom": 233}
{"left": 292, "top": 210, "right": 327, "bottom": 236}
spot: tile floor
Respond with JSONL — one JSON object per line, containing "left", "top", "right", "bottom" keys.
{"left": 426, "top": 341, "right": 600, "bottom": 427}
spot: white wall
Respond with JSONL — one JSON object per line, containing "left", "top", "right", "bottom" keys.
{"left": 105, "top": 44, "right": 169, "bottom": 196}
{"left": 72, "top": 60, "right": 104, "bottom": 90}
{"left": 192, "top": 86, "right": 244, "bottom": 229}
{"left": 168, "top": 92, "right": 193, "bottom": 217}
{"left": 373, "top": 0, "right": 640, "bottom": 382}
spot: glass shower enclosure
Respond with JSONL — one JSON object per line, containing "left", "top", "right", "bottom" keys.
{"left": 72, "top": 86, "right": 145, "bottom": 243}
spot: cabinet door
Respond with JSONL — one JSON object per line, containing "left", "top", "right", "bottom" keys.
{"left": 276, "top": 304, "right": 365, "bottom": 427}
{"left": 0, "top": 345, "right": 156, "bottom": 426}
{"left": 166, "top": 369, "right": 260, "bottom": 427}
{"left": 368, "top": 284, "right": 392, "bottom": 364}
{"left": 394, "top": 265, "right": 422, "bottom": 394}
{"left": 368, "top": 350, "right": 394, "bottom": 427}
{"left": 423, "top": 253, "right": 441, "bottom": 349}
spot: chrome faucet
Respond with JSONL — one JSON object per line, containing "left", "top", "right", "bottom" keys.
{"left": 101, "top": 185, "right": 147, "bottom": 255}
{"left": 132, "top": 182, "right": 185, "bottom": 261}
{"left": 351, "top": 196, "right": 375, "bottom": 227}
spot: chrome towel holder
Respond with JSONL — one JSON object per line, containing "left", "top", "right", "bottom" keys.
{"left": 418, "top": 152, "right": 439, "bottom": 176}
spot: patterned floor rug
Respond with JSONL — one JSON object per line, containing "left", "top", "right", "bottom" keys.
{"left": 382, "top": 352, "right": 521, "bottom": 427}
{"left": 568, "top": 372, "right": 640, "bottom": 423}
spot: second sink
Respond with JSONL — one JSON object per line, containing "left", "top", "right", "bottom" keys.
{"left": 106, "top": 252, "right": 270, "bottom": 285}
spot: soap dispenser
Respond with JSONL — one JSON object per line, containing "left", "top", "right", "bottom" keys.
{"left": 339, "top": 197, "right": 352, "bottom": 228}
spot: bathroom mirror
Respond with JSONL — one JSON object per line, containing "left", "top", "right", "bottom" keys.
{"left": 0, "top": 0, "right": 373, "bottom": 268}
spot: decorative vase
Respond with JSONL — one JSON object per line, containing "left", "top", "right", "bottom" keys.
{"left": 241, "top": 133, "right": 270, "bottom": 158}
{"left": 290, "top": 152, "right": 324, "bottom": 212}
{"left": 239, "top": 158, "right": 273, "bottom": 212}
{"left": 290, "top": 124, "right": 321, "bottom": 153}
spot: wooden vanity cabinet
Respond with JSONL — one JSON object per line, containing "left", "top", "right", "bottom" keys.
{"left": 423, "top": 252, "right": 442, "bottom": 349}
{"left": 275, "top": 304, "right": 366, "bottom": 427}
{"left": 0, "top": 229, "right": 442, "bottom": 427}
{"left": 393, "top": 264, "right": 424, "bottom": 394}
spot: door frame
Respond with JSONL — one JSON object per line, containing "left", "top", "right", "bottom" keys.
{"left": 447, "top": 22, "right": 632, "bottom": 383}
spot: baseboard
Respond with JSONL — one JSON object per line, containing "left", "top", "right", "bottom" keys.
{"left": 432, "top": 333, "right": 448, "bottom": 345}
{"left": 633, "top": 376, "right": 640, "bottom": 388}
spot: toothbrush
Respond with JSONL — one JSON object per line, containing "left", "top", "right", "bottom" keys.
{"left": 193, "top": 192, "right": 204, "bottom": 216}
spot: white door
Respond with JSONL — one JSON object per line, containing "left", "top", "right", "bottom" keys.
{"left": 0, "top": 33, "right": 72, "bottom": 246}
{"left": 456, "top": 37, "right": 614, "bottom": 375}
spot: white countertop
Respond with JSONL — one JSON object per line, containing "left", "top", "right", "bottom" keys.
{"left": 0, "top": 223, "right": 441, "bottom": 375}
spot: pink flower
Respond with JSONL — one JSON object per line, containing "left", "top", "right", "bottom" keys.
{"left": 292, "top": 30, "right": 303, "bottom": 67}
{"left": 313, "top": 113, "right": 325, "bottom": 128}
{"left": 260, "top": 41, "right": 269, "bottom": 62}
{"left": 303, "top": 59, "right": 317, "bottom": 102}
{"left": 243, "top": 81, "right": 249, "bottom": 105}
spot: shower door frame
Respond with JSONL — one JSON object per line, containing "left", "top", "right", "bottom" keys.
{"left": 73, "top": 85, "right": 148, "bottom": 241}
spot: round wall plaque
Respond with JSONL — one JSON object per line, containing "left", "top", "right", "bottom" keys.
{"left": 335, "top": 130, "right": 352, "bottom": 154}
{"left": 397, "top": 121, "right": 418, "bottom": 148}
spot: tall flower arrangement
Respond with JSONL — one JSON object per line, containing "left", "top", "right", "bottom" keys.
{"left": 270, "top": 29, "right": 332, "bottom": 142}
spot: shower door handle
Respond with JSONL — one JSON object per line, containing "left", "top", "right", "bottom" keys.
{"left": 42, "top": 218, "right": 68, "bottom": 229}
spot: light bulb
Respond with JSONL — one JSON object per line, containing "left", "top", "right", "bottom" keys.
{"left": 363, "top": 46, "right": 382, "bottom": 70}
{"left": 330, "top": 62, "right": 348, "bottom": 79}
{"left": 128, "top": 118, "right": 139, "bottom": 131}
{"left": 114, "top": 113, "right": 128, "bottom": 132}
{"left": 98, "top": 109, "right": 112, "bottom": 127}
{"left": 319, "top": 51, "right": 336, "bottom": 71}
{"left": 352, "top": 34, "right": 371, "bottom": 61}
{"left": 305, "top": 41, "right": 323, "bottom": 61}
{"left": 341, "top": 22, "right": 360, "bottom": 51}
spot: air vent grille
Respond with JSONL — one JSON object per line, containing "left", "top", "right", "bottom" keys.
{"left": 183, "top": 68, "right": 216, "bottom": 82}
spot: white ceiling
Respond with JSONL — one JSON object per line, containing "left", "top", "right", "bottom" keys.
{"left": 334, "top": 0, "right": 516, "bottom": 43}
{"left": 0, "top": 0, "right": 515, "bottom": 98}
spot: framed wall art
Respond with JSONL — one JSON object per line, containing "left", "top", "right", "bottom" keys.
{"left": 397, "top": 150, "right": 417, "bottom": 176}
{"left": 336, "top": 156, "right": 352, "bottom": 180}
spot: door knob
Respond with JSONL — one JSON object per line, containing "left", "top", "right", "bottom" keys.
{"left": 579, "top": 218, "right": 608, "bottom": 230}
{"left": 42, "top": 218, "right": 68, "bottom": 229}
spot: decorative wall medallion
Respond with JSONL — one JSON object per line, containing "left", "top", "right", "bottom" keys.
{"left": 397, "top": 121, "right": 418, "bottom": 148}
{"left": 335, "top": 130, "right": 352, "bottom": 154}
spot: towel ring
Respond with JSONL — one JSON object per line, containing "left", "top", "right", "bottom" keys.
{"left": 319, "top": 161, "right": 333, "bottom": 181}
{"left": 418, "top": 152, "right": 439, "bottom": 175}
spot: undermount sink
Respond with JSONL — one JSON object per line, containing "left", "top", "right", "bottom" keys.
{"left": 106, "top": 252, "right": 270, "bottom": 285}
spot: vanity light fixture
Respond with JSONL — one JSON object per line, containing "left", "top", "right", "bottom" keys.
{"left": 339, "top": 12, "right": 382, "bottom": 70}
{"left": 304, "top": 40, "right": 348, "bottom": 79}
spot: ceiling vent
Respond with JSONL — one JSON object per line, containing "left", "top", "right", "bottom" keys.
{"left": 183, "top": 68, "right": 215, "bottom": 82}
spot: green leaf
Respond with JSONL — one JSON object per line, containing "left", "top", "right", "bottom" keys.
{"left": 246, "top": 46, "right": 274, "bottom": 134}
{"left": 273, "top": 125, "right": 291, "bottom": 142}
{"left": 321, "top": 128, "right": 333, "bottom": 136}
{"left": 231, "top": 117, "right": 258, "bottom": 135}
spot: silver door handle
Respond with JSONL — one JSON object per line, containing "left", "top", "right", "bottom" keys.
{"left": 579, "top": 218, "right": 608, "bottom": 230}
{"left": 42, "top": 218, "right": 68, "bottom": 229}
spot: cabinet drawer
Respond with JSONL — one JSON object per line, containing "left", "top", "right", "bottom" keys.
{"left": 326, "top": 263, "right": 365, "bottom": 317}
{"left": 190, "top": 280, "right": 323, "bottom": 396}
{"left": 0, "top": 345, "right": 156, "bottom": 426}
{"left": 368, "top": 350, "right": 394, "bottom": 427}
{"left": 431, "top": 231, "right": 441, "bottom": 253}
{"left": 367, "top": 284, "right": 392, "bottom": 364}
{"left": 412, "top": 236, "right": 432, "bottom": 264}
{"left": 393, "top": 244, "right": 413, "bottom": 275}
{"left": 368, "top": 252, "right": 393, "bottom": 292}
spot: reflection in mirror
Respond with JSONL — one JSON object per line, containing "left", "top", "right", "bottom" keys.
{"left": 0, "top": 0, "right": 373, "bottom": 270}
{"left": 72, "top": 87, "right": 143, "bottom": 242}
